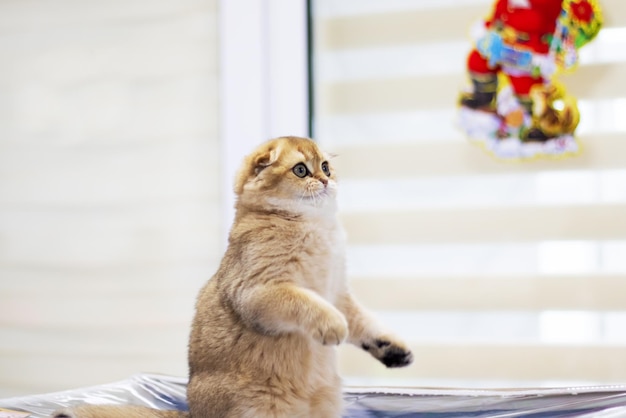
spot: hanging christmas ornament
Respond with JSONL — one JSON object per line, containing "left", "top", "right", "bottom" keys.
{"left": 457, "top": 0, "right": 602, "bottom": 160}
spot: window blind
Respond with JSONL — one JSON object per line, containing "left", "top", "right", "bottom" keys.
{"left": 312, "top": 0, "right": 626, "bottom": 387}
{"left": 0, "top": 0, "right": 220, "bottom": 396}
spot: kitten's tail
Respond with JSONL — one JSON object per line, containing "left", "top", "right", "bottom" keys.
{"left": 52, "top": 405, "right": 189, "bottom": 418}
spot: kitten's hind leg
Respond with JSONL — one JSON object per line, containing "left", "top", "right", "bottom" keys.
{"left": 309, "top": 380, "right": 343, "bottom": 418}
{"left": 336, "top": 293, "right": 413, "bottom": 368}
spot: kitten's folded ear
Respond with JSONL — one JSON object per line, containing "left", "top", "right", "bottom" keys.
{"left": 253, "top": 147, "right": 280, "bottom": 174}
{"left": 234, "top": 145, "right": 281, "bottom": 195}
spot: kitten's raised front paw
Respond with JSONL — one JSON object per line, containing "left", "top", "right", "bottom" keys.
{"left": 52, "top": 410, "right": 75, "bottom": 418}
{"left": 362, "top": 338, "right": 413, "bottom": 368}
{"left": 313, "top": 311, "right": 348, "bottom": 346}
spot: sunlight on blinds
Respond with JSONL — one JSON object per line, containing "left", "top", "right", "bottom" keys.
{"left": 312, "top": 0, "right": 626, "bottom": 387}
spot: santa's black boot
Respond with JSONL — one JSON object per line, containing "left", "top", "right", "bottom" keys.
{"left": 517, "top": 95, "right": 554, "bottom": 142}
{"left": 459, "top": 73, "right": 497, "bottom": 111}
{"left": 524, "top": 127, "right": 551, "bottom": 142}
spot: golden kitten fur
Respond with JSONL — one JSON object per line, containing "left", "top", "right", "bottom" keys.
{"left": 54, "top": 136, "right": 413, "bottom": 418}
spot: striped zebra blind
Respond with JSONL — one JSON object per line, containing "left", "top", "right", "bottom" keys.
{"left": 311, "top": 0, "right": 626, "bottom": 387}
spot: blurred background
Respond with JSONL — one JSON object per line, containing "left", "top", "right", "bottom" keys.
{"left": 1, "top": 0, "right": 626, "bottom": 398}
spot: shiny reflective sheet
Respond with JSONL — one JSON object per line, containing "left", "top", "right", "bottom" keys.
{"left": 2, "top": 374, "right": 626, "bottom": 418}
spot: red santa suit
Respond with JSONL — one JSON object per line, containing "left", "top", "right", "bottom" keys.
{"left": 467, "top": 0, "right": 563, "bottom": 98}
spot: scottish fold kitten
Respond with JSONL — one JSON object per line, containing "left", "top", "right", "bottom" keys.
{"left": 54, "top": 136, "right": 413, "bottom": 418}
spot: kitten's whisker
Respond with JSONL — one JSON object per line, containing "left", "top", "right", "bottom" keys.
{"left": 310, "top": 188, "right": 319, "bottom": 206}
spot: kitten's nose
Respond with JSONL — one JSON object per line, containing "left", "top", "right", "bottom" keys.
{"left": 318, "top": 177, "right": 328, "bottom": 186}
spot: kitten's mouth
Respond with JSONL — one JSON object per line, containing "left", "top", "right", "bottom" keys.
{"left": 301, "top": 188, "right": 331, "bottom": 203}
{"left": 304, "top": 191, "right": 326, "bottom": 199}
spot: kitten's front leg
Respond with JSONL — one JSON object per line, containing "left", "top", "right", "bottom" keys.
{"left": 236, "top": 283, "right": 348, "bottom": 345}
{"left": 337, "top": 293, "right": 413, "bottom": 368}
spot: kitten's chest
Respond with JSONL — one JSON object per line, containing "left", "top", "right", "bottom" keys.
{"left": 298, "top": 222, "right": 346, "bottom": 299}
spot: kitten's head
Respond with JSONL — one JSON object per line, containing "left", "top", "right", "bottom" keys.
{"left": 234, "top": 137, "right": 337, "bottom": 215}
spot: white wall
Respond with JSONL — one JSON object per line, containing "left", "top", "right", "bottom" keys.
{"left": 0, "top": 0, "right": 221, "bottom": 397}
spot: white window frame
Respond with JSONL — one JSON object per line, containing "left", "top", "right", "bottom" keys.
{"left": 219, "top": 0, "right": 310, "bottom": 242}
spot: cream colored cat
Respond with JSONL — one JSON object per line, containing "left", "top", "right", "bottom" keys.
{"left": 54, "top": 136, "right": 413, "bottom": 418}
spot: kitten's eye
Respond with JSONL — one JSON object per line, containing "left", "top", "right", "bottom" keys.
{"left": 292, "top": 163, "right": 309, "bottom": 178}
{"left": 321, "top": 161, "right": 331, "bottom": 176}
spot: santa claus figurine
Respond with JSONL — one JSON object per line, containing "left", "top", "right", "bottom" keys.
{"left": 459, "top": 0, "right": 602, "bottom": 142}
